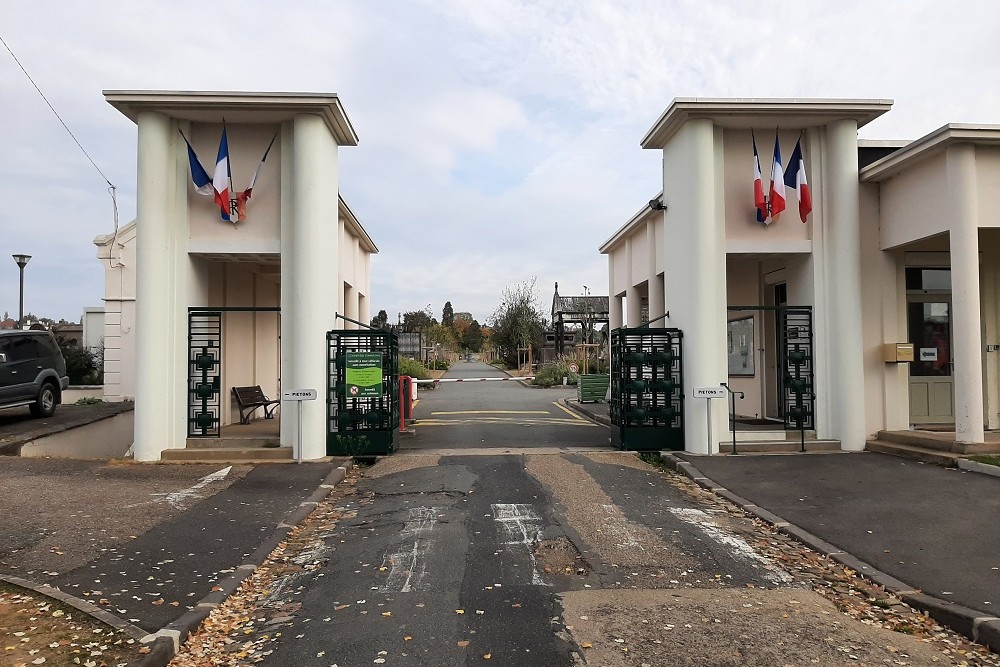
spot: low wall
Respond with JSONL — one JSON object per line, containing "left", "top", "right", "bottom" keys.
{"left": 19, "top": 409, "right": 135, "bottom": 459}
{"left": 62, "top": 385, "right": 104, "bottom": 403}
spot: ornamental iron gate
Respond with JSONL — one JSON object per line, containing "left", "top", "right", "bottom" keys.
{"left": 779, "top": 307, "right": 815, "bottom": 430}
{"left": 188, "top": 311, "right": 222, "bottom": 437}
{"left": 727, "top": 306, "right": 814, "bottom": 430}
{"left": 610, "top": 327, "right": 684, "bottom": 451}
{"left": 327, "top": 329, "right": 399, "bottom": 456}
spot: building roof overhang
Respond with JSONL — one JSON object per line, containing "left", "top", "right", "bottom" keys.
{"left": 599, "top": 195, "right": 661, "bottom": 254}
{"left": 103, "top": 90, "right": 359, "bottom": 146}
{"left": 641, "top": 97, "right": 893, "bottom": 149}
{"left": 860, "top": 124, "right": 1000, "bottom": 182}
{"left": 338, "top": 196, "right": 378, "bottom": 254}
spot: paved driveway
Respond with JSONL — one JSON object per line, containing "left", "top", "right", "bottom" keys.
{"left": 679, "top": 451, "right": 1000, "bottom": 615}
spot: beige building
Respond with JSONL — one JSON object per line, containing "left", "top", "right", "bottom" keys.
{"left": 98, "top": 91, "right": 377, "bottom": 461}
{"left": 602, "top": 98, "right": 1000, "bottom": 454}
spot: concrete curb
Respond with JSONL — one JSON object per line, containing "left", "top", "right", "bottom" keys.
{"left": 561, "top": 398, "right": 612, "bottom": 427}
{"left": 0, "top": 460, "right": 354, "bottom": 667}
{"left": 957, "top": 458, "right": 1000, "bottom": 479}
{"left": 659, "top": 452, "right": 1000, "bottom": 653}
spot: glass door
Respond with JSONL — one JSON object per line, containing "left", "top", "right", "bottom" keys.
{"left": 907, "top": 295, "right": 954, "bottom": 424}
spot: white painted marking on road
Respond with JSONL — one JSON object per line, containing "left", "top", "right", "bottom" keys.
{"left": 128, "top": 466, "right": 233, "bottom": 509}
{"left": 598, "top": 504, "right": 645, "bottom": 551}
{"left": 492, "top": 503, "right": 546, "bottom": 585}
{"left": 667, "top": 507, "right": 793, "bottom": 584}
{"left": 380, "top": 506, "right": 441, "bottom": 593}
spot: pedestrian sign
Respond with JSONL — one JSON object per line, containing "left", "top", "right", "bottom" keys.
{"left": 346, "top": 351, "right": 383, "bottom": 397}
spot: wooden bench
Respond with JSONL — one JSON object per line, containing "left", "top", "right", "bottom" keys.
{"left": 232, "top": 386, "right": 280, "bottom": 424}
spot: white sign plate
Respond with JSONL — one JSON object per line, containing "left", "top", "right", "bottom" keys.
{"left": 282, "top": 389, "right": 318, "bottom": 401}
{"left": 693, "top": 387, "right": 727, "bottom": 399}
{"left": 569, "top": 363, "right": 579, "bottom": 373}
{"left": 919, "top": 348, "right": 938, "bottom": 362}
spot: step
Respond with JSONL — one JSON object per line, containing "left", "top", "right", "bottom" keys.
{"left": 185, "top": 436, "right": 281, "bottom": 449}
{"left": 875, "top": 430, "right": 1000, "bottom": 455}
{"left": 729, "top": 429, "right": 819, "bottom": 443}
{"left": 717, "top": 439, "right": 841, "bottom": 453}
{"left": 865, "top": 439, "right": 960, "bottom": 466}
{"left": 161, "top": 446, "right": 294, "bottom": 462}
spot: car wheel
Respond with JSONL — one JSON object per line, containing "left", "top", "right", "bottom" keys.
{"left": 30, "top": 382, "right": 58, "bottom": 418}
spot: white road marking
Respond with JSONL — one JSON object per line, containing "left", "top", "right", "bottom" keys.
{"left": 380, "top": 506, "right": 440, "bottom": 593}
{"left": 492, "top": 503, "right": 546, "bottom": 585}
{"left": 130, "top": 466, "right": 232, "bottom": 509}
{"left": 598, "top": 503, "right": 645, "bottom": 551}
{"left": 667, "top": 507, "right": 793, "bottom": 584}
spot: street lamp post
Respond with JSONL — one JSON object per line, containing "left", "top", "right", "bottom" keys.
{"left": 12, "top": 254, "right": 31, "bottom": 329}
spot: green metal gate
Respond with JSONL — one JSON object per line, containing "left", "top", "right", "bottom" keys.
{"left": 188, "top": 311, "right": 222, "bottom": 437}
{"left": 327, "top": 329, "right": 399, "bottom": 456}
{"left": 610, "top": 327, "right": 684, "bottom": 451}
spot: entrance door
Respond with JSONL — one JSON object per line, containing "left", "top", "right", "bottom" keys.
{"left": 907, "top": 298, "right": 954, "bottom": 424}
{"left": 763, "top": 284, "right": 787, "bottom": 420}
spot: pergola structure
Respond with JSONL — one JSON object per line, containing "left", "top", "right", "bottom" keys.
{"left": 550, "top": 282, "right": 610, "bottom": 356}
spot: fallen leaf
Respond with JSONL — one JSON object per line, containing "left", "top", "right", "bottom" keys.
{"left": 455, "top": 609, "right": 465, "bottom": 614}
{"left": 151, "top": 599, "right": 165, "bottom": 606}
{"left": 137, "top": 647, "right": 151, "bottom": 654}
{"left": 404, "top": 636, "right": 412, "bottom": 641}
{"left": 212, "top": 586, "right": 224, "bottom": 592}
{"left": 581, "top": 642, "right": 593, "bottom": 649}
{"left": 381, "top": 612, "right": 392, "bottom": 617}
{"left": 483, "top": 653, "right": 492, "bottom": 659}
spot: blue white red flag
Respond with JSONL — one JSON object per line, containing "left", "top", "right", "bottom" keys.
{"left": 783, "top": 138, "right": 812, "bottom": 223}
{"left": 752, "top": 132, "right": 766, "bottom": 223}
{"left": 768, "top": 136, "right": 786, "bottom": 222}
{"left": 182, "top": 135, "right": 213, "bottom": 196}
{"left": 213, "top": 127, "right": 233, "bottom": 222}
{"left": 236, "top": 133, "right": 277, "bottom": 221}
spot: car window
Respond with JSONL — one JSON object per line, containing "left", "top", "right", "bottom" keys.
{"left": 6, "top": 335, "right": 40, "bottom": 362}
{"left": 35, "top": 335, "right": 58, "bottom": 357}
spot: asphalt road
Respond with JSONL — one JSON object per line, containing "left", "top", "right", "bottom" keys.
{"left": 680, "top": 451, "right": 1000, "bottom": 615}
{"left": 403, "top": 361, "right": 611, "bottom": 452}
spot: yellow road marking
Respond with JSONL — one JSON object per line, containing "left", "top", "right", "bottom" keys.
{"left": 416, "top": 418, "right": 597, "bottom": 427}
{"left": 430, "top": 410, "right": 549, "bottom": 415}
{"left": 552, "top": 401, "right": 586, "bottom": 422}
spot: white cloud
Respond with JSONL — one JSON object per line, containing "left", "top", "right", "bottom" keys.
{"left": 0, "top": 0, "right": 998, "bottom": 323}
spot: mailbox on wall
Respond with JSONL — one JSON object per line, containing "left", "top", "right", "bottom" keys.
{"left": 882, "top": 343, "right": 915, "bottom": 363}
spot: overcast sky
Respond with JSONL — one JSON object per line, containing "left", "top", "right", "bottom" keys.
{"left": 2, "top": 1, "right": 998, "bottom": 324}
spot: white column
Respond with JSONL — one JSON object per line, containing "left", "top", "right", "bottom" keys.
{"left": 672, "top": 119, "right": 727, "bottom": 454}
{"left": 282, "top": 114, "right": 339, "bottom": 459}
{"left": 609, "top": 294, "right": 623, "bottom": 330}
{"left": 949, "top": 144, "right": 984, "bottom": 443}
{"left": 626, "top": 285, "right": 642, "bottom": 327}
{"left": 822, "top": 119, "right": 866, "bottom": 450}
{"left": 133, "top": 111, "right": 175, "bottom": 461}
{"left": 647, "top": 221, "right": 665, "bottom": 326}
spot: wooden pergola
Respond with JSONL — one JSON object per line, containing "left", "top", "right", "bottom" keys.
{"left": 550, "top": 282, "right": 610, "bottom": 356}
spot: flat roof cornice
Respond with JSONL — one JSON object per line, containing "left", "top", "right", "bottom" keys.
{"left": 641, "top": 97, "right": 893, "bottom": 149}
{"left": 599, "top": 195, "right": 661, "bottom": 254}
{"left": 860, "top": 124, "right": 1000, "bottom": 182}
{"left": 103, "top": 90, "right": 359, "bottom": 146}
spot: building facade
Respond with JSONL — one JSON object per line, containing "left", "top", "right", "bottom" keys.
{"left": 100, "top": 91, "right": 377, "bottom": 461}
{"left": 602, "top": 98, "right": 1000, "bottom": 454}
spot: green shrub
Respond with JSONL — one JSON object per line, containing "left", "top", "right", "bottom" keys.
{"left": 532, "top": 360, "right": 579, "bottom": 387}
{"left": 427, "top": 359, "right": 451, "bottom": 371}
{"left": 399, "top": 356, "right": 431, "bottom": 380}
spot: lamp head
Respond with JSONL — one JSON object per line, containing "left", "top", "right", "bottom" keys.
{"left": 649, "top": 198, "right": 667, "bottom": 211}
{"left": 12, "top": 254, "right": 31, "bottom": 269}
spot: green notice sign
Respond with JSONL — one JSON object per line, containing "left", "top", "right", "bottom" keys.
{"left": 346, "top": 351, "right": 383, "bottom": 397}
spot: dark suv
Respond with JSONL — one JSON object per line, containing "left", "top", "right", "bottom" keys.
{"left": 0, "top": 330, "right": 70, "bottom": 417}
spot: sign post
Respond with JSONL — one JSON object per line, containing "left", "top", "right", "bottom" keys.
{"left": 693, "top": 387, "right": 727, "bottom": 454}
{"left": 282, "top": 389, "right": 317, "bottom": 463}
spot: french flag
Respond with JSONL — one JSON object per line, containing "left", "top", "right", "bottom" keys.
{"left": 213, "top": 127, "right": 233, "bottom": 222}
{"left": 769, "top": 136, "right": 786, "bottom": 222}
{"left": 783, "top": 138, "right": 812, "bottom": 223}
{"left": 236, "top": 132, "right": 277, "bottom": 221}
{"left": 182, "top": 135, "right": 213, "bottom": 196}
{"left": 752, "top": 133, "right": 766, "bottom": 223}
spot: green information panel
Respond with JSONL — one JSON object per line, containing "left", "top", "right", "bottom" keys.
{"left": 346, "top": 351, "right": 383, "bottom": 397}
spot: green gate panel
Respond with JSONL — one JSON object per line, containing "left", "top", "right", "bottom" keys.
{"left": 577, "top": 374, "right": 610, "bottom": 403}
{"left": 327, "top": 329, "right": 399, "bottom": 456}
{"left": 609, "top": 327, "right": 684, "bottom": 451}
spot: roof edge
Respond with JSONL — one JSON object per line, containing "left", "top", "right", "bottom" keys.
{"left": 599, "top": 194, "right": 661, "bottom": 254}
{"left": 860, "top": 123, "right": 1000, "bottom": 182}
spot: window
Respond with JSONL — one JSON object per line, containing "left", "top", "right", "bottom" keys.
{"left": 905, "top": 268, "right": 951, "bottom": 292}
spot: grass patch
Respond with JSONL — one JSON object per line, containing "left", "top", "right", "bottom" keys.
{"left": 969, "top": 455, "right": 1000, "bottom": 467}
{"left": 0, "top": 581, "right": 139, "bottom": 666}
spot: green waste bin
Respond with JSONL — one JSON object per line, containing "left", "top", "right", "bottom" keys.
{"left": 577, "top": 374, "right": 610, "bottom": 403}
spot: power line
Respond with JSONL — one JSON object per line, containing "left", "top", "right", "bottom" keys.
{"left": 0, "top": 32, "right": 115, "bottom": 189}
{"left": 1, "top": 32, "right": 122, "bottom": 267}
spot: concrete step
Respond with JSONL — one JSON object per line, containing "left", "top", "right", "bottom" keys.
{"left": 185, "top": 437, "right": 280, "bottom": 449}
{"left": 161, "top": 447, "right": 294, "bottom": 462}
{"left": 866, "top": 439, "right": 960, "bottom": 466}
{"left": 717, "top": 439, "right": 841, "bottom": 453}
{"left": 875, "top": 430, "right": 1000, "bottom": 455}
